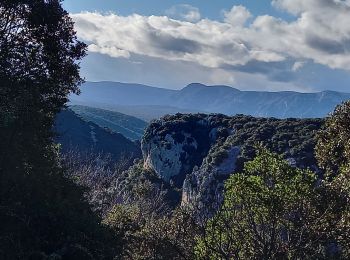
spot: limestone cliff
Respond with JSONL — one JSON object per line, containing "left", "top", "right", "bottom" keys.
{"left": 140, "top": 114, "right": 323, "bottom": 209}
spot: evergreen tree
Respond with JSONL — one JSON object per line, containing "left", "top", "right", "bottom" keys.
{"left": 316, "top": 100, "right": 350, "bottom": 179}
{"left": 195, "top": 149, "right": 336, "bottom": 259}
{"left": 315, "top": 101, "right": 350, "bottom": 257}
{"left": 0, "top": 1, "right": 118, "bottom": 258}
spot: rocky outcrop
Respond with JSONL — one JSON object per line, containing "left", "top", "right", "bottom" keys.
{"left": 182, "top": 145, "right": 240, "bottom": 211}
{"left": 140, "top": 113, "right": 323, "bottom": 209}
{"left": 143, "top": 133, "right": 198, "bottom": 183}
{"left": 141, "top": 114, "right": 229, "bottom": 186}
{"left": 55, "top": 109, "right": 141, "bottom": 160}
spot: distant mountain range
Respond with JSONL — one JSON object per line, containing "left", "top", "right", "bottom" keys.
{"left": 69, "top": 81, "right": 350, "bottom": 120}
{"left": 54, "top": 109, "right": 141, "bottom": 159}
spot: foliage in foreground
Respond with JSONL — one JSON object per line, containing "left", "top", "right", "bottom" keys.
{"left": 315, "top": 100, "right": 350, "bottom": 257}
{"left": 105, "top": 204, "right": 198, "bottom": 259}
{"left": 316, "top": 100, "right": 350, "bottom": 179}
{"left": 61, "top": 151, "right": 198, "bottom": 259}
{"left": 195, "top": 149, "right": 347, "bottom": 259}
{"left": 0, "top": 0, "right": 120, "bottom": 258}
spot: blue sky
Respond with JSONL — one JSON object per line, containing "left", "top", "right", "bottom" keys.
{"left": 63, "top": 0, "right": 350, "bottom": 92}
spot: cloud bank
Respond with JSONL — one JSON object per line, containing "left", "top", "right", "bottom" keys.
{"left": 71, "top": 0, "right": 350, "bottom": 91}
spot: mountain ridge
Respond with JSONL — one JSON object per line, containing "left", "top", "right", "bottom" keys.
{"left": 85, "top": 81, "right": 350, "bottom": 95}
{"left": 70, "top": 81, "right": 350, "bottom": 120}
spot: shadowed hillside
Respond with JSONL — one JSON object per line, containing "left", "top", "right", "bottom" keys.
{"left": 55, "top": 109, "right": 141, "bottom": 160}
{"left": 70, "top": 105, "right": 147, "bottom": 140}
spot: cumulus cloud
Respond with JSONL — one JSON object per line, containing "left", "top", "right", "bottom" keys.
{"left": 223, "top": 5, "right": 252, "bottom": 26}
{"left": 71, "top": 0, "right": 350, "bottom": 83}
{"left": 72, "top": 11, "right": 282, "bottom": 69}
{"left": 165, "top": 4, "right": 201, "bottom": 22}
{"left": 272, "top": 0, "right": 350, "bottom": 15}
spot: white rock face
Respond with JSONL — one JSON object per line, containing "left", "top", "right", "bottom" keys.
{"left": 182, "top": 145, "right": 240, "bottom": 208}
{"left": 141, "top": 117, "right": 240, "bottom": 210}
{"left": 142, "top": 132, "right": 198, "bottom": 182}
{"left": 215, "top": 146, "right": 240, "bottom": 174}
{"left": 141, "top": 113, "right": 321, "bottom": 215}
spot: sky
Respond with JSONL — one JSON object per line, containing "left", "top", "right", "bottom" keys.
{"left": 63, "top": 0, "right": 350, "bottom": 92}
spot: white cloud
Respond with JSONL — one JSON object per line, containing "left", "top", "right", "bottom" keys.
{"left": 272, "top": 0, "right": 350, "bottom": 15}
{"left": 292, "top": 61, "right": 306, "bottom": 71}
{"left": 71, "top": 0, "right": 350, "bottom": 81}
{"left": 223, "top": 5, "right": 252, "bottom": 26}
{"left": 72, "top": 11, "right": 282, "bottom": 69}
{"left": 165, "top": 4, "right": 201, "bottom": 22}
{"left": 251, "top": 50, "right": 285, "bottom": 62}
{"left": 272, "top": 0, "right": 312, "bottom": 15}
{"left": 88, "top": 44, "right": 130, "bottom": 58}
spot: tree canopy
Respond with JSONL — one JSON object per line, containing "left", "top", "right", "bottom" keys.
{"left": 0, "top": 1, "right": 120, "bottom": 258}
{"left": 195, "top": 149, "right": 342, "bottom": 259}
{"left": 0, "top": 0, "right": 86, "bottom": 170}
{"left": 316, "top": 101, "right": 350, "bottom": 179}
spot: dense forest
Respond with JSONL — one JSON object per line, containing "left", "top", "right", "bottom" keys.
{"left": 1, "top": 1, "right": 350, "bottom": 259}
